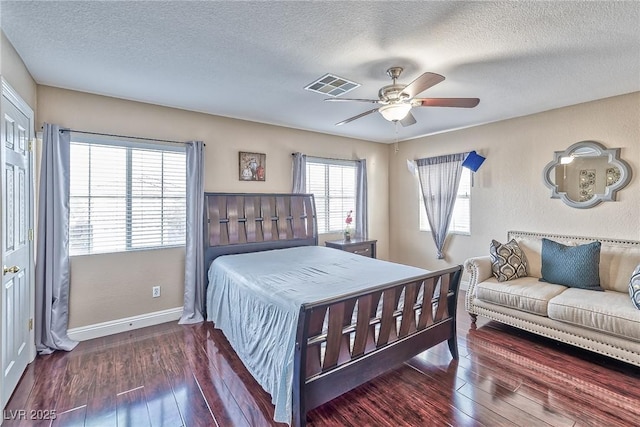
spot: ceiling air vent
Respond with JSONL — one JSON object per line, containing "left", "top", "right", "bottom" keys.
{"left": 304, "top": 74, "right": 360, "bottom": 97}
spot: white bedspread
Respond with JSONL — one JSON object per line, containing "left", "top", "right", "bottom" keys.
{"left": 206, "top": 245, "right": 429, "bottom": 424}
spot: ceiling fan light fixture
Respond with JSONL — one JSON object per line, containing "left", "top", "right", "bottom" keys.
{"left": 379, "top": 103, "right": 411, "bottom": 122}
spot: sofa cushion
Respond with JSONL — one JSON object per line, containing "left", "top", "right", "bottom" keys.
{"left": 490, "top": 239, "right": 528, "bottom": 282}
{"left": 630, "top": 264, "right": 640, "bottom": 310}
{"left": 512, "top": 235, "right": 544, "bottom": 278}
{"left": 548, "top": 288, "right": 640, "bottom": 342}
{"left": 540, "top": 238, "right": 603, "bottom": 291}
{"left": 476, "top": 276, "right": 566, "bottom": 316}
{"left": 597, "top": 241, "right": 640, "bottom": 293}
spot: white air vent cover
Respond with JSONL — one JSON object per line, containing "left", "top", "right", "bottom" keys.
{"left": 304, "top": 74, "right": 360, "bottom": 97}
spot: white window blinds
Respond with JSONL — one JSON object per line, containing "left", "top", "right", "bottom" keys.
{"left": 69, "top": 138, "right": 186, "bottom": 255}
{"left": 419, "top": 167, "right": 471, "bottom": 234}
{"left": 306, "top": 157, "right": 357, "bottom": 234}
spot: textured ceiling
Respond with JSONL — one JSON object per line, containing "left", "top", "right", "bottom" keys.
{"left": 2, "top": 1, "right": 639, "bottom": 143}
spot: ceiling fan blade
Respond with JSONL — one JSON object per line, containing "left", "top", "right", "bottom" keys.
{"left": 401, "top": 72, "right": 445, "bottom": 98}
{"left": 324, "top": 98, "right": 382, "bottom": 104}
{"left": 416, "top": 98, "right": 480, "bottom": 108}
{"left": 335, "top": 108, "right": 379, "bottom": 126}
{"left": 399, "top": 111, "right": 417, "bottom": 127}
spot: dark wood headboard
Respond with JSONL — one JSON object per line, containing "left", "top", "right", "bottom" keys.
{"left": 203, "top": 192, "right": 318, "bottom": 272}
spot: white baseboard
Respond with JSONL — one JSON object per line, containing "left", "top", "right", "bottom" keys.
{"left": 67, "top": 307, "right": 183, "bottom": 342}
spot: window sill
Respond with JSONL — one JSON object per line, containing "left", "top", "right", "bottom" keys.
{"left": 70, "top": 244, "right": 186, "bottom": 258}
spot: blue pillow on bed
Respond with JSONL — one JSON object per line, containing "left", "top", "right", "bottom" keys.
{"left": 539, "top": 238, "right": 603, "bottom": 291}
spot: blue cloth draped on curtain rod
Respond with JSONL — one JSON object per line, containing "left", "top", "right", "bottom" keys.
{"left": 416, "top": 152, "right": 465, "bottom": 259}
{"left": 35, "top": 123, "right": 78, "bottom": 354}
{"left": 180, "top": 141, "right": 206, "bottom": 324}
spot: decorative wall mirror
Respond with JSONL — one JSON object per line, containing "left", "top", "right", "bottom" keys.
{"left": 543, "top": 141, "right": 632, "bottom": 209}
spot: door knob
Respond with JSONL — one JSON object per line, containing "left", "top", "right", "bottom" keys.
{"left": 3, "top": 265, "right": 20, "bottom": 275}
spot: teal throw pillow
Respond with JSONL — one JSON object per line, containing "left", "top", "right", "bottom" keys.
{"left": 540, "top": 238, "right": 602, "bottom": 291}
{"left": 630, "top": 264, "right": 640, "bottom": 310}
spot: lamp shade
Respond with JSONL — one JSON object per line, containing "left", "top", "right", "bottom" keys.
{"left": 379, "top": 103, "right": 411, "bottom": 121}
{"left": 462, "top": 150, "right": 486, "bottom": 172}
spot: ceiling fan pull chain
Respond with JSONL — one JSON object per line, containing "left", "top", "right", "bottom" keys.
{"left": 394, "top": 122, "right": 399, "bottom": 154}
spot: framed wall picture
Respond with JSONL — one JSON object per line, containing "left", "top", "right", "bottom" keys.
{"left": 239, "top": 151, "right": 266, "bottom": 181}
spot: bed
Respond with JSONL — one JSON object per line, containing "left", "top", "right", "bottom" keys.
{"left": 203, "top": 192, "right": 462, "bottom": 426}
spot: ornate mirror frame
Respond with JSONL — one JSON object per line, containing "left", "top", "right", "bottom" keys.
{"left": 543, "top": 141, "right": 632, "bottom": 209}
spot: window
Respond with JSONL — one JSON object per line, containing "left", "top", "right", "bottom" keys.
{"left": 69, "top": 137, "right": 186, "bottom": 255}
{"left": 306, "top": 157, "right": 356, "bottom": 234}
{"left": 419, "top": 167, "right": 471, "bottom": 235}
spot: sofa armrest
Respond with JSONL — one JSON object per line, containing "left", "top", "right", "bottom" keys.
{"left": 464, "top": 256, "right": 493, "bottom": 288}
{"left": 464, "top": 256, "right": 492, "bottom": 316}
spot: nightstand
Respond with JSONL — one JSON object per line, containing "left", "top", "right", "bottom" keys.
{"left": 325, "top": 238, "right": 377, "bottom": 259}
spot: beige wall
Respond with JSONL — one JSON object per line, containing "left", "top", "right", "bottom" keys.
{"left": 388, "top": 92, "right": 640, "bottom": 277}
{"left": 36, "top": 85, "right": 390, "bottom": 328}
{"left": 0, "top": 31, "right": 37, "bottom": 109}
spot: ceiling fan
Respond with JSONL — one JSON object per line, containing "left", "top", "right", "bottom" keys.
{"left": 325, "top": 67, "right": 479, "bottom": 126}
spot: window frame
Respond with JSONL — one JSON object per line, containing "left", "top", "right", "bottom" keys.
{"left": 69, "top": 133, "right": 186, "bottom": 256}
{"left": 305, "top": 156, "right": 357, "bottom": 235}
{"left": 418, "top": 167, "right": 472, "bottom": 235}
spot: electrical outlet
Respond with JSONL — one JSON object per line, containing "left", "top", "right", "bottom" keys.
{"left": 152, "top": 286, "right": 161, "bottom": 298}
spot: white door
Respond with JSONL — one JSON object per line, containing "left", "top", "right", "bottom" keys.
{"left": 1, "top": 81, "right": 33, "bottom": 409}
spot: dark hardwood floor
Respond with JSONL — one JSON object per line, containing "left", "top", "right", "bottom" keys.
{"left": 4, "top": 292, "right": 639, "bottom": 426}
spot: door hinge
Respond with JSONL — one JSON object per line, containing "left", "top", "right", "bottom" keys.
{"left": 29, "top": 138, "right": 35, "bottom": 152}
{"left": 28, "top": 228, "right": 34, "bottom": 241}
{"left": 29, "top": 318, "right": 33, "bottom": 331}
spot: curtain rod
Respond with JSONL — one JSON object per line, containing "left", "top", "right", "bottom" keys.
{"left": 41, "top": 126, "right": 197, "bottom": 146}
{"left": 291, "top": 153, "right": 359, "bottom": 162}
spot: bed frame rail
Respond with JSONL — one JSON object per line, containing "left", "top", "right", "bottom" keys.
{"left": 292, "top": 264, "right": 463, "bottom": 426}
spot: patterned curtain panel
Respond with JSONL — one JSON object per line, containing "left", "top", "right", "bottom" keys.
{"left": 179, "top": 141, "right": 206, "bottom": 324}
{"left": 292, "top": 152, "right": 307, "bottom": 193}
{"left": 417, "top": 153, "right": 465, "bottom": 259}
{"left": 35, "top": 123, "right": 78, "bottom": 354}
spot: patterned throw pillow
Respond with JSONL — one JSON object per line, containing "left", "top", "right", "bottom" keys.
{"left": 540, "top": 238, "right": 602, "bottom": 291}
{"left": 630, "top": 264, "right": 640, "bottom": 310}
{"left": 490, "top": 239, "right": 529, "bottom": 282}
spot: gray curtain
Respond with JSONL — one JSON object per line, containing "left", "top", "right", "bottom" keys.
{"left": 417, "top": 153, "right": 465, "bottom": 259}
{"left": 35, "top": 123, "right": 77, "bottom": 354}
{"left": 179, "top": 141, "right": 206, "bottom": 324}
{"left": 292, "top": 152, "right": 306, "bottom": 193}
{"left": 355, "top": 159, "right": 368, "bottom": 238}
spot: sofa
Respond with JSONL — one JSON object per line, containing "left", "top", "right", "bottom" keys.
{"left": 464, "top": 231, "right": 640, "bottom": 367}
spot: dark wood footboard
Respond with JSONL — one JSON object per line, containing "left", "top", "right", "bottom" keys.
{"left": 292, "top": 265, "right": 462, "bottom": 427}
